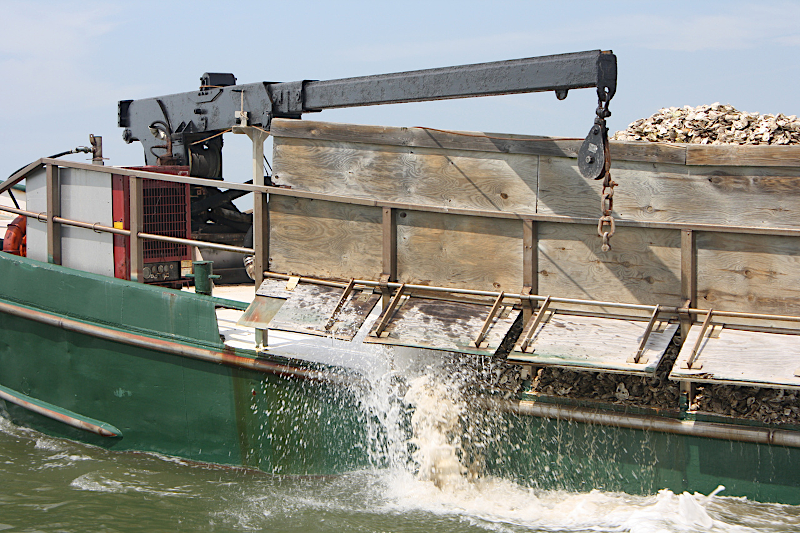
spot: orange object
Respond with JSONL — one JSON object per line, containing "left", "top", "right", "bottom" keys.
{"left": 3, "top": 215, "right": 26, "bottom": 256}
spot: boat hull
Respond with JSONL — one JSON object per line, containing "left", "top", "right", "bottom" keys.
{"left": 2, "top": 253, "right": 800, "bottom": 503}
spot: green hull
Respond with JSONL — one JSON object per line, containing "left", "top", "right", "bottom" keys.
{"left": 2, "top": 253, "right": 800, "bottom": 503}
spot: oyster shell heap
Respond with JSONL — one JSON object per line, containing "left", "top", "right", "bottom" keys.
{"left": 612, "top": 103, "right": 800, "bottom": 145}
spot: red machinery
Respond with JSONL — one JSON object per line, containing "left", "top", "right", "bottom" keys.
{"left": 112, "top": 166, "right": 192, "bottom": 283}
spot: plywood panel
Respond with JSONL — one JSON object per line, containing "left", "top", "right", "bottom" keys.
{"left": 509, "top": 314, "right": 679, "bottom": 376}
{"left": 537, "top": 222, "right": 682, "bottom": 309}
{"left": 272, "top": 137, "right": 539, "bottom": 215}
{"left": 397, "top": 210, "right": 523, "bottom": 292}
{"left": 255, "top": 279, "right": 380, "bottom": 341}
{"left": 671, "top": 326, "right": 800, "bottom": 389}
{"left": 538, "top": 156, "right": 800, "bottom": 229}
{"left": 271, "top": 119, "right": 688, "bottom": 164}
{"left": 687, "top": 144, "right": 800, "bottom": 167}
{"left": 364, "top": 296, "right": 520, "bottom": 356}
{"left": 269, "top": 196, "right": 383, "bottom": 281}
{"left": 697, "top": 232, "right": 800, "bottom": 316}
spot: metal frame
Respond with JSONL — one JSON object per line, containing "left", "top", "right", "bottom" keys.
{"left": 118, "top": 50, "right": 616, "bottom": 167}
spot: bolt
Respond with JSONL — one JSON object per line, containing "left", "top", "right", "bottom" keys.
{"left": 585, "top": 155, "right": 594, "bottom": 164}
{"left": 592, "top": 126, "right": 600, "bottom": 135}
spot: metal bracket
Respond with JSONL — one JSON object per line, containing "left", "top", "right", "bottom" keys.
{"left": 373, "top": 283, "right": 406, "bottom": 338}
{"left": 270, "top": 80, "right": 308, "bottom": 116}
{"left": 324, "top": 279, "right": 356, "bottom": 332}
{"left": 516, "top": 295, "right": 552, "bottom": 353}
{"left": 471, "top": 292, "right": 505, "bottom": 348}
{"left": 627, "top": 305, "right": 659, "bottom": 364}
{"left": 682, "top": 309, "right": 713, "bottom": 370}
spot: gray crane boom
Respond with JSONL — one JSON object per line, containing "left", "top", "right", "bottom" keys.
{"left": 118, "top": 50, "right": 616, "bottom": 179}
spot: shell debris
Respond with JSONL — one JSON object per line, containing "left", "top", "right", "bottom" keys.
{"left": 612, "top": 103, "right": 800, "bottom": 145}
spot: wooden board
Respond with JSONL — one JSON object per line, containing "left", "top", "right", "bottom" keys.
{"left": 272, "top": 136, "right": 539, "bottom": 215}
{"left": 687, "top": 145, "right": 800, "bottom": 167}
{"left": 537, "top": 222, "right": 683, "bottom": 310}
{"left": 670, "top": 325, "right": 800, "bottom": 389}
{"left": 397, "top": 211, "right": 523, "bottom": 292}
{"left": 255, "top": 279, "right": 380, "bottom": 341}
{"left": 697, "top": 232, "right": 800, "bottom": 317}
{"left": 509, "top": 314, "right": 679, "bottom": 376}
{"left": 269, "top": 195, "right": 383, "bottom": 281}
{"left": 271, "top": 119, "right": 688, "bottom": 164}
{"left": 364, "top": 296, "right": 520, "bottom": 355}
{"left": 538, "top": 156, "right": 800, "bottom": 229}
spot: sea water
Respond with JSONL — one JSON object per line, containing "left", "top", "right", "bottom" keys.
{"left": 2, "top": 346, "right": 800, "bottom": 531}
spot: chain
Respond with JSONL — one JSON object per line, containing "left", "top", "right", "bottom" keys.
{"left": 595, "top": 92, "right": 617, "bottom": 252}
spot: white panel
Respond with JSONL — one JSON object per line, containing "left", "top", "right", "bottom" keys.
{"left": 24, "top": 167, "right": 47, "bottom": 263}
{"left": 59, "top": 168, "right": 114, "bottom": 277}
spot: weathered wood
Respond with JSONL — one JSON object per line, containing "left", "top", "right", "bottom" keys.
{"left": 272, "top": 136, "right": 539, "bottom": 215}
{"left": 687, "top": 144, "right": 800, "bottom": 167}
{"left": 269, "top": 196, "right": 383, "bottom": 281}
{"left": 382, "top": 207, "right": 397, "bottom": 279}
{"left": 539, "top": 156, "right": 800, "bottom": 229}
{"left": 508, "top": 314, "right": 679, "bottom": 376}
{"left": 537, "top": 222, "right": 683, "bottom": 312}
{"left": 271, "top": 119, "right": 687, "bottom": 164}
{"left": 522, "top": 219, "right": 538, "bottom": 294}
{"left": 396, "top": 210, "right": 523, "bottom": 292}
{"left": 255, "top": 279, "right": 380, "bottom": 341}
{"left": 696, "top": 232, "right": 800, "bottom": 318}
{"left": 671, "top": 325, "right": 800, "bottom": 389}
{"left": 681, "top": 229, "right": 697, "bottom": 306}
{"left": 364, "top": 296, "right": 519, "bottom": 355}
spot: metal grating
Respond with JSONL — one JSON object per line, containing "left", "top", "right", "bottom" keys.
{"left": 142, "top": 179, "right": 191, "bottom": 261}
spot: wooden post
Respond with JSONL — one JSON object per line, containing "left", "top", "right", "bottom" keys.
{"left": 129, "top": 176, "right": 144, "bottom": 282}
{"left": 45, "top": 164, "right": 61, "bottom": 265}
{"left": 680, "top": 229, "right": 697, "bottom": 342}
{"left": 235, "top": 126, "right": 270, "bottom": 349}
{"left": 382, "top": 207, "right": 397, "bottom": 308}
{"left": 522, "top": 219, "right": 538, "bottom": 321}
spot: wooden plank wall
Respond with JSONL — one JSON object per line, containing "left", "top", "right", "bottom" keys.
{"left": 270, "top": 118, "right": 800, "bottom": 316}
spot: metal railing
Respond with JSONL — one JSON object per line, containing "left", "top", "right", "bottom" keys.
{"left": 0, "top": 158, "right": 258, "bottom": 282}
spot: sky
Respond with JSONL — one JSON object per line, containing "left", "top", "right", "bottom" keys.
{"left": 2, "top": 0, "right": 800, "bottom": 185}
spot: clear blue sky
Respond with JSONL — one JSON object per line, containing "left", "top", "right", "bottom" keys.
{"left": 2, "top": 0, "right": 799, "bottom": 183}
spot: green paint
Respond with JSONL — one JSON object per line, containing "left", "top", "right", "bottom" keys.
{"left": 0, "top": 253, "right": 220, "bottom": 347}
{"left": 3, "top": 252, "right": 800, "bottom": 502}
{"left": 0, "top": 383, "right": 122, "bottom": 437}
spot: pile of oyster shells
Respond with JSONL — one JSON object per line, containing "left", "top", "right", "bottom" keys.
{"left": 692, "top": 384, "right": 800, "bottom": 425}
{"left": 612, "top": 103, "right": 800, "bottom": 145}
{"left": 509, "top": 335, "right": 800, "bottom": 425}
{"left": 527, "top": 336, "right": 682, "bottom": 413}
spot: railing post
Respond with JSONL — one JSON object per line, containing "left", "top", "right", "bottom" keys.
{"left": 382, "top": 207, "right": 398, "bottom": 308}
{"left": 45, "top": 164, "right": 61, "bottom": 265}
{"left": 680, "top": 229, "right": 697, "bottom": 342}
{"left": 522, "top": 219, "right": 538, "bottom": 322}
{"left": 235, "top": 125, "right": 270, "bottom": 349}
{"left": 129, "top": 176, "right": 144, "bottom": 283}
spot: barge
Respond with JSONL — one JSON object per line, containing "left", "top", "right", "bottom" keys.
{"left": 2, "top": 51, "right": 800, "bottom": 504}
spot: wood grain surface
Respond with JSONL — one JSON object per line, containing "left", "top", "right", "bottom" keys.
{"left": 696, "top": 232, "right": 800, "bottom": 317}
{"left": 269, "top": 196, "right": 383, "bottom": 281}
{"left": 509, "top": 314, "right": 678, "bottom": 376}
{"left": 537, "top": 222, "right": 683, "bottom": 311}
{"left": 671, "top": 325, "right": 800, "bottom": 389}
{"left": 272, "top": 137, "right": 540, "bottom": 215}
{"left": 396, "top": 210, "right": 523, "bottom": 292}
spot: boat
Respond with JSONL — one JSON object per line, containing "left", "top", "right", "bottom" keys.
{"left": 2, "top": 51, "right": 800, "bottom": 504}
